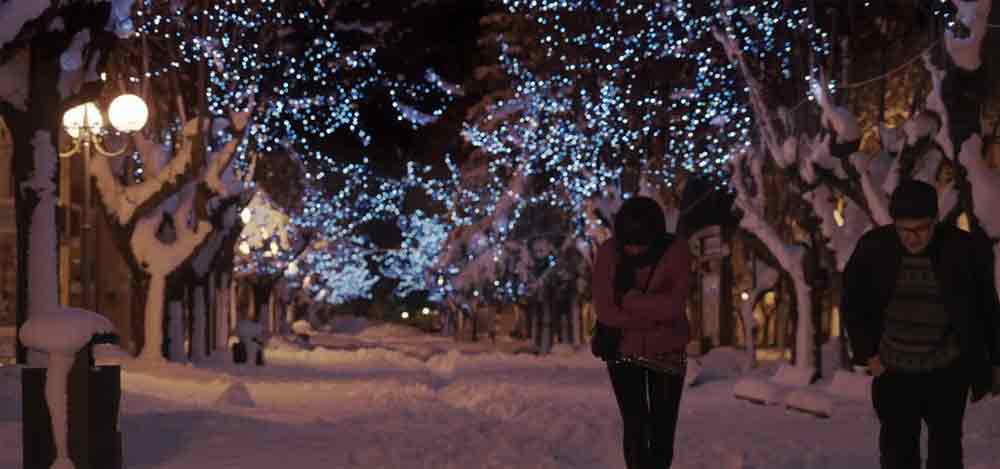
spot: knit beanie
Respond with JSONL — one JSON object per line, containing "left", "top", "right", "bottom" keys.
{"left": 889, "top": 180, "right": 938, "bottom": 220}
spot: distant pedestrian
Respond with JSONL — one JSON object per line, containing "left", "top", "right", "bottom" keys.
{"left": 591, "top": 196, "right": 693, "bottom": 469}
{"left": 842, "top": 180, "right": 1000, "bottom": 469}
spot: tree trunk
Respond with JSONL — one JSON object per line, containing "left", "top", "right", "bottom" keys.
{"left": 570, "top": 298, "right": 582, "bottom": 345}
{"left": 229, "top": 275, "right": 239, "bottom": 328}
{"left": 718, "top": 247, "right": 735, "bottom": 346}
{"left": 191, "top": 283, "right": 207, "bottom": 361}
{"left": 307, "top": 300, "right": 320, "bottom": 328}
{"left": 166, "top": 288, "right": 185, "bottom": 363}
{"left": 139, "top": 273, "right": 167, "bottom": 361}
{"left": 539, "top": 299, "right": 552, "bottom": 354}
{"left": 216, "top": 272, "right": 231, "bottom": 350}
{"left": 252, "top": 281, "right": 271, "bottom": 330}
{"left": 130, "top": 272, "right": 149, "bottom": 356}
{"left": 206, "top": 272, "right": 216, "bottom": 355}
{"left": 284, "top": 300, "right": 295, "bottom": 327}
{"left": 776, "top": 279, "right": 790, "bottom": 354}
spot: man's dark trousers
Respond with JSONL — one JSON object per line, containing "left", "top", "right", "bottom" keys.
{"left": 872, "top": 362, "right": 970, "bottom": 469}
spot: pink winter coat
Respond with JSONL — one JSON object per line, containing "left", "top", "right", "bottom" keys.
{"left": 592, "top": 236, "right": 693, "bottom": 358}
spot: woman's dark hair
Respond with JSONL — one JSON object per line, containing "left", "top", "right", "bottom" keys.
{"left": 614, "top": 196, "right": 667, "bottom": 250}
{"left": 612, "top": 196, "right": 669, "bottom": 306}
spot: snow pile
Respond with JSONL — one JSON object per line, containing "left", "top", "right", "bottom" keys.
{"left": 329, "top": 315, "right": 370, "bottom": 334}
{"left": 549, "top": 343, "right": 577, "bottom": 357}
{"left": 3, "top": 328, "right": 1000, "bottom": 469}
{"left": 291, "top": 320, "right": 316, "bottom": 336}
{"left": 357, "top": 322, "right": 424, "bottom": 339}
{"left": 827, "top": 370, "right": 872, "bottom": 402}
{"left": 215, "top": 382, "right": 256, "bottom": 408}
{"left": 784, "top": 389, "right": 834, "bottom": 418}
{"left": 733, "top": 378, "right": 784, "bottom": 405}
{"left": 771, "top": 363, "right": 814, "bottom": 387}
{"left": 265, "top": 344, "right": 427, "bottom": 371}
{"left": 695, "top": 346, "right": 750, "bottom": 382}
{"left": 437, "top": 381, "right": 537, "bottom": 420}
{"left": 426, "top": 349, "right": 460, "bottom": 378}
{"left": 265, "top": 335, "right": 310, "bottom": 352}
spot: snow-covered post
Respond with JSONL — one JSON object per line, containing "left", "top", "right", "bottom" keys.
{"left": 20, "top": 308, "right": 115, "bottom": 469}
{"left": 1, "top": 2, "right": 132, "bottom": 466}
{"left": 13, "top": 57, "right": 119, "bottom": 469}
{"left": 16, "top": 129, "right": 115, "bottom": 469}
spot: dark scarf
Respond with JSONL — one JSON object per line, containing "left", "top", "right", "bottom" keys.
{"left": 613, "top": 234, "right": 672, "bottom": 307}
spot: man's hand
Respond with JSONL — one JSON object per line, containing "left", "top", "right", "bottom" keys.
{"left": 868, "top": 355, "right": 886, "bottom": 377}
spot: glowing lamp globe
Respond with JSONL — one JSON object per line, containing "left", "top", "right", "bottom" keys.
{"left": 108, "top": 94, "right": 148, "bottom": 133}
{"left": 62, "top": 102, "right": 103, "bottom": 139}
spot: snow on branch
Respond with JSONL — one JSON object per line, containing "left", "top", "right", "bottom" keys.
{"left": 850, "top": 152, "right": 893, "bottom": 226}
{"left": 0, "top": 50, "right": 28, "bottom": 110}
{"left": 812, "top": 80, "right": 861, "bottom": 146}
{"left": 945, "top": 0, "right": 993, "bottom": 70}
{"left": 93, "top": 120, "right": 200, "bottom": 226}
{"left": 731, "top": 152, "right": 805, "bottom": 281}
{"left": 130, "top": 182, "right": 213, "bottom": 277}
{"left": 203, "top": 133, "right": 246, "bottom": 199}
{"left": 0, "top": 2, "right": 48, "bottom": 53}
{"left": 712, "top": 27, "right": 792, "bottom": 168}
{"left": 957, "top": 135, "right": 1000, "bottom": 238}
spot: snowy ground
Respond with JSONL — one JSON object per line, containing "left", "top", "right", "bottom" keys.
{"left": 2, "top": 322, "right": 999, "bottom": 469}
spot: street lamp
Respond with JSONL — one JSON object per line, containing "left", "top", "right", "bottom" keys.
{"left": 60, "top": 94, "right": 148, "bottom": 312}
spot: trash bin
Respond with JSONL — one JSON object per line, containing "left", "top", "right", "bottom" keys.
{"left": 22, "top": 333, "right": 123, "bottom": 469}
{"left": 232, "top": 320, "right": 265, "bottom": 365}
{"left": 231, "top": 338, "right": 264, "bottom": 365}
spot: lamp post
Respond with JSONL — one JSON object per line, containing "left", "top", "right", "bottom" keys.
{"left": 60, "top": 94, "right": 148, "bottom": 312}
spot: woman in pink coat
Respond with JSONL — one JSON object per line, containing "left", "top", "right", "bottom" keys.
{"left": 592, "top": 196, "right": 693, "bottom": 469}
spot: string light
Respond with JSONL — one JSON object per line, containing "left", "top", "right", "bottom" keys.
{"left": 436, "top": 1, "right": 832, "bottom": 306}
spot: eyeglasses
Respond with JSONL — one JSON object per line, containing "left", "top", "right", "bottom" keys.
{"left": 895, "top": 222, "right": 934, "bottom": 236}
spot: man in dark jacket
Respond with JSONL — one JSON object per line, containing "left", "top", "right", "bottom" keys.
{"left": 842, "top": 179, "right": 999, "bottom": 469}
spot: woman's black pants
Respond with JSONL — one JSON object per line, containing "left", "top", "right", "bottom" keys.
{"left": 608, "top": 361, "right": 685, "bottom": 469}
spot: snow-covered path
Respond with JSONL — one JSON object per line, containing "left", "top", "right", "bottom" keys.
{"left": 2, "top": 332, "right": 999, "bottom": 469}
